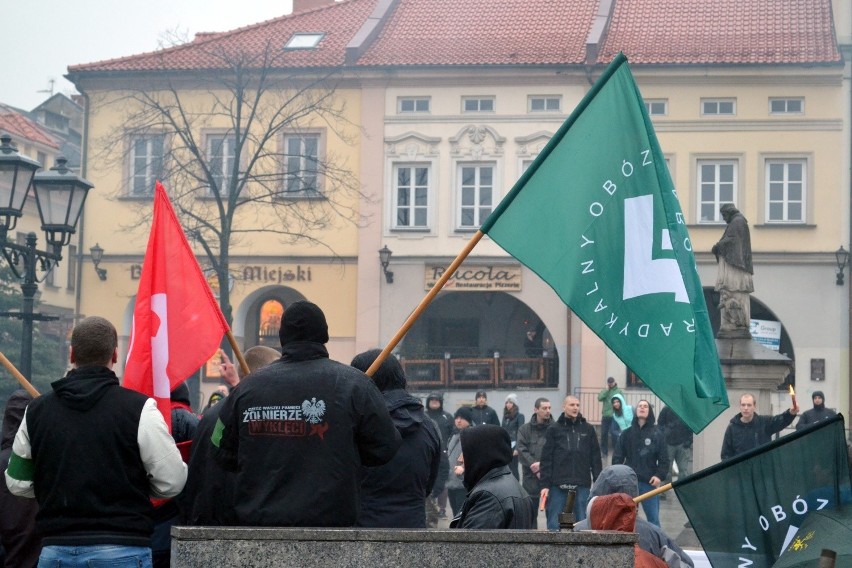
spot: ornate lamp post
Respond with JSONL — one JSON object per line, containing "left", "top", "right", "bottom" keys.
{"left": 0, "top": 134, "right": 93, "bottom": 379}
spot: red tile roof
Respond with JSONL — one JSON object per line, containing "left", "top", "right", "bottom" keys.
{"left": 357, "top": 0, "right": 596, "bottom": 66}
{"left": 0, "top": 106, "right": 60, "bottom": 149}
{"left": 67, "top": 0, "right": 378, "bottom": 73}
{"left": 67, "top": 0, "right": 841, "bottom": 75}
{"left": 598, "top": 0, "right": 841, "bottom": 65}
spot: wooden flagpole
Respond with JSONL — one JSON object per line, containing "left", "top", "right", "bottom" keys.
{"left": 225, "top": 330, "right": 250, "bottom": 377}
{"left": 634, "top": 482, "right": 672, "bottom": 503}
{"left": 365, "top": 230, "right": 486, "bottom": 377}
{"left": 0, "top": 351, "right": 40, "bottom": 398}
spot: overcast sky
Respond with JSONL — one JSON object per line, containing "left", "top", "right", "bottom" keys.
{"left": 2, "top": 0, "right": 294, "bottom": 110}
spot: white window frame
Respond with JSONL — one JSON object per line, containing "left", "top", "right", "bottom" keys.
{"left": 769, "top": 97, "right": 804, "bottom": 115}
{"left": 282, "top": 132, "right": 322, "bottom": 196}
{"left": 392, "top": 163, "right": 431, "bottom": 230}
{"left": 764, "top": 158, "right": 806, "bottom": 223}
{"left": 205, "top": 133, "right": 238, "bottom": 195}
{"left": 696, "top": 159, "right": 738, "bottom": 223}
{"left": 701, "top": 99, "right": 736, "bottom": 116}
{"left": 128, "top": 134, "right": 165, "bottom": 196}
{"left": 462, "top": 97, "right": 495, "bottom": 113}
{"left": 644, "top": 99, "right": 668, "bottom": 116}
{"left": 456, "top": 162, "right": 496, "bottom": 230}
{"left": 284, "top": 33, "right": 324, "bottom": 49}
{"left": 398, "top": 97, "right": 430, "bottom": 114}
{"left": 528, "top": 96, "right": 561, "bottom": 112}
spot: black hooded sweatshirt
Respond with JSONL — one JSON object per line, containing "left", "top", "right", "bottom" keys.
{"left": 612, "top": 407, "right": 669, "bottom": 483}
{"left": 1, "top": 390, "right": 41, "bottom": 567}
{"left": 213, "top": 304, "right": 401, "bottom": 527}
{"left": 450, "top": 425, "right": 534, "bottom": 529}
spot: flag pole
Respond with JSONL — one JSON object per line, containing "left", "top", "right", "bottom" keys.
{"left": 633, "top": 482, "right": 672, "bottom": 503}
{"left": 0, "top": 351, "right": 40, "bottom": 398}
{"left": 225, "top": 330, "right": 250, "bottom": 377}
{"left": 365, "top": 230, "right": 486, "bottom": 377}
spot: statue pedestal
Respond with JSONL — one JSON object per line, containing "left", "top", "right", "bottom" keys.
{"left": 693, "top": 337, "right": 793, "bottom": 472}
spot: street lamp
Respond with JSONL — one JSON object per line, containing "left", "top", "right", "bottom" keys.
{"left": 836, "top": 245, "right": 849, "bottom": 286}
{"left": 378, "top": 245, "right": 394, "bottom": 284}
{"left": 0, "top": 134, "right": 93, "bottom": 379}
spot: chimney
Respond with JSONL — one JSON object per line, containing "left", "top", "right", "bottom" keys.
{"left": 293, "top": 0, "right": 334, "bottom": 13}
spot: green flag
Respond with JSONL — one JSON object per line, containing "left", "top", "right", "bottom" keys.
{"left": 481, "top": 53, "right": 727, "bottom": 433}
{"left": 674, "top": 416, "right": 852, "bottom": 568}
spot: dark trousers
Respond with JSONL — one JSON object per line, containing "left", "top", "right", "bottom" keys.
{"left": 600, "top": 415, "right": 615, "bottom": 454}
{"left": 448, "top": 488, "right": 467, "bottom": 517}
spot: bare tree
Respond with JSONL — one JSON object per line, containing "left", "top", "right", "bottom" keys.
{"left": 92, "top": 37, "right": 365, "bottom": 325}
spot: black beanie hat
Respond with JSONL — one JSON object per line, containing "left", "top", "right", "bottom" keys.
{"left": 460, "top": 424, "right": 512, "bottom": 490}
{"left": 454, "top": 406, "right": 474, "bottom": 424}
{"left": 170, "top": 382, "right": 191, "bottom": 406}
{"left": 351, "top": 349, "right": 407, "bottom": 392}
{"left": 279, "top": 301, "right": 329, "bottom": 346}
{"left": 813, "top": 390, "right": 825, "bottom": 400}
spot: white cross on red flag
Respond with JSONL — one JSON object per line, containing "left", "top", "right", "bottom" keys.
{"left": 124, "top": 181, "right": 230, "bottom": 430}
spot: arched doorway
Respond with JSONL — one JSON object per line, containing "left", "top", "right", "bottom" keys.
{"left": 243, "top": 287, "right": 308, "bottom": 348}
{"left": 397, "top": 291, "right": 558, "bottom": 391}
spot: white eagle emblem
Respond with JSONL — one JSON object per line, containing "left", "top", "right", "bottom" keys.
{"left": 301, "top": 398, "right": 326, "bottom": 424}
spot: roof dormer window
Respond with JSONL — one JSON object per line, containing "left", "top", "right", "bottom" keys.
{"left": 285, "top": 33, "right": 324, "bottom": 50}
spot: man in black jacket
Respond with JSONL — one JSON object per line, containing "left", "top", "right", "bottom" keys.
{"left": 721, "top": 393, "right": 797, "bottom": 460}
{"left": 612, "top": 400, "right": 668, "bottom": 527}
{"left": 515, "top": 397, "right": 551, "bottom": 525}
{"left": 657, "top": 405, "right": 693, "bottom": 483}
{"left": 796, "top": 390, "right": 836, "bottom": 431}
{"left": 425, "top": 393, "right": 454, "bottom": 518}
{"left": 212, "top": 301, "right": 401, "bottom": 526}
{"left": 351, "top": 349, "right": 441, "bottom": 528}
{"left": 470, "top": 391, "right": 500, "bottom": 426}
{"left": 450, "top": 425, "right": 534, "bottom": 529}
{"left": 539, "top": 395, "right": 601, "bottom": 529}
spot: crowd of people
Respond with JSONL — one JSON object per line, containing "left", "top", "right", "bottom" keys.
{"left": 0, "top": 302, "right": 833, "bottom": 567}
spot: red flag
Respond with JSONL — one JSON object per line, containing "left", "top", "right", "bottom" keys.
{"left": 124, "top": 181, "right": 229, "bottom": 430}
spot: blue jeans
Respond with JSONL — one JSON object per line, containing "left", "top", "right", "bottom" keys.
{"left": 638, "top": 481, "right": 661, "bottom": 527}
{"left": 39, "top": 545, "right": 152, "bottom": 568}
{"left": 545, "top": 485, "right": 590, "bottom": 530}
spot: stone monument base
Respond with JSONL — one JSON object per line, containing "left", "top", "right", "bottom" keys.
{"left": 171, "top": 527, "right": 636, "bottom": 568}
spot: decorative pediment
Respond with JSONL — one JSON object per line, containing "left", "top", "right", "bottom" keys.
{"left": 385, "top": 131, "right": 441, "bottom": 159}
{"left": 515, "top": 131, "right": 554, "bottom": 157}
{"left": 450, "top": 124, "right": 506, "bottom": 159}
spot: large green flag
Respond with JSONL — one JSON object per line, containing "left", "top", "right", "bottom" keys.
{"left": 481, "top": 53, "right": 727, "bottom": 433}
{"left": 674, "top": 416, "right": 851, "bottom": 568}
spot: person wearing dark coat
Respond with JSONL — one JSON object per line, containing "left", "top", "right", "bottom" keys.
{"left": 470, "top": 391, "right": 500, "bottom": 426}
{"left": 656, "top": 405, "right": 693, "bottom": 482}
{"left": 180, "top": 346, "right": 281, "bottom": 526}
{"left": 425, "top": 393, "right": 454, "bottom": 518}
{"left": 796, "top": 391, "right": 837, "bottom": 431}
{"left": 501, "top": 393, "right": 525, "bottom": 480}
{"left": 0, "top": 390, "right": 41, "bottom": 568}
{"left": 612, "top": 400, "right": 669, "bottom": 527}
{"left": 212, "top": 301, "right": 401, "bottom": 527}
{"left": 515, "top": 397, "right": 552, "bottom": 525}
{"left": 450, "top": 425, "right": 534, "bottom": 529}
{"left": 721, "top": 393, "right": 797, "bottom": 460}
{"left": 539, "top": 395, "right": 601, "bottom": 528}
{"left": 351, "top": 349, "right": 441, "bottom": 528}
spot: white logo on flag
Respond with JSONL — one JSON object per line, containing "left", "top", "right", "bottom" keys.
{"left": 151, "top": 293, "right": 171, "bottom": 398}
{"left": 622, "top": 195, "right": 688, "bottom": 303}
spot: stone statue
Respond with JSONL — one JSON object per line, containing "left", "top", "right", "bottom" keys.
{"left": 711, "top": 204, "right": 753, "bottom": 338}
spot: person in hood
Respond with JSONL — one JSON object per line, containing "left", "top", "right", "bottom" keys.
{"left": 586, "top": 493, "right": 667, "bottom": 568}
{"left": 516, "top": 397, "right": 552, "bottom": 526}
{"left": 796, "top": 390, "right": 836, "bottom": 431}
{"left": 181, "top": 345, "right": 280, "bottom": 527}
{"left": 610, "top": 393, "right": 634, "bottom": 452}
{"left": 574, "top": 465, "right": 694, "bottom": 567}
{"left": 4, "top": 316, "right": 186, "bottom": 567}
{"left": 212, "top": 301, "right": 401, "bottom": 526}
{"left": 351, "top": 349, "right": 441, "bottom": 528}
{"left": 449, "top": 425, "right": 534, "bottom": 529}
{"left": 612, "top": 400, "right": 669, "bottom": 527}
{"left": 425, "top": 393, "right": 454, "bottom": 518}
{"left": 539, "top": 395, "right": 601, "bottom": 529}
{"left": 1, "top": 390, "right": 41, "bottom": 568}
{"left": 721, "top": 393, "right": 797, "bottom": 460}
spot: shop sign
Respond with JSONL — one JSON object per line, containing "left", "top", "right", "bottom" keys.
{"left": 424, "top": 265, "right": 522, "bottom": 291}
